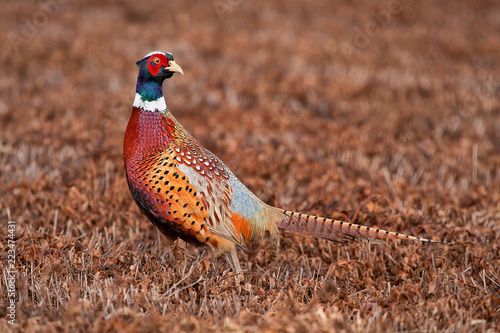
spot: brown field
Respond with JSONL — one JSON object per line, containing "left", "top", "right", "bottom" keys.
{"left": 1, "top": 0, "right": 499, "bottom": 332}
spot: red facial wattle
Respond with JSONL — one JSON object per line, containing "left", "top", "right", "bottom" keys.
{"left": 147, "top": 54, "right": 168, "bottom": 76}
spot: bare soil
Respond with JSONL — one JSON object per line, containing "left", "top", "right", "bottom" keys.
{"left": 1, "top": 0, "right": 499, "bottom": 332}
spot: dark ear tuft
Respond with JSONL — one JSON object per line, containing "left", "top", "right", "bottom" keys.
{"left": 136, "top": 56, "right": 149, "bottom": 66}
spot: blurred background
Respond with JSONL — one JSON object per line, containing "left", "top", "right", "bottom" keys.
{"left": 2, "top": 0, "right": 499, "bottom": 214}
{"left": 0, "top": 0, "right": 499, "bottom": 331}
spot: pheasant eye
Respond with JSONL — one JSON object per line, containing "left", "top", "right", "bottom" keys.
{"left": 153, "top": 57, "right": 161, "bottom": 64}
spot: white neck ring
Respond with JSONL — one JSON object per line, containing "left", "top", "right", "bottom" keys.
{"left": 133, "top": 93, "right": 167, "bottom": 112}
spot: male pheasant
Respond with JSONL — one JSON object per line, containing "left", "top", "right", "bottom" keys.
{"left": 124, "top": 51, "right": 453, "bottom": 274}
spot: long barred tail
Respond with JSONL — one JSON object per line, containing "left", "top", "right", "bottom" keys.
{"left": 277, "top": 209, "right": 455, "bottom": 247}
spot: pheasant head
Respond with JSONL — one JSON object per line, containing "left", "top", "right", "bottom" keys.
{"left": 134, "top": 51, "right": 184, "bottom": 111}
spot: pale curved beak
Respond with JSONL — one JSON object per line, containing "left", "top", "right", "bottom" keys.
{"left": 165, "top": 60, "right": 184, "bottom": 75}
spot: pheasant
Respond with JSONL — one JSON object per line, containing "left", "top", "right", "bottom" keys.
{"left": 124, "top": 51, "right": 453, "bottom": 275}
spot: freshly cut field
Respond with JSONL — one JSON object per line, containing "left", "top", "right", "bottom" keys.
{"left": 1, "top": 0, "right": 499, "bottom": 331}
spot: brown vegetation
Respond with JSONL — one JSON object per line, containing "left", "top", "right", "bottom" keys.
{"left": 1, "top": 0, "right": 499, "bottom": 331}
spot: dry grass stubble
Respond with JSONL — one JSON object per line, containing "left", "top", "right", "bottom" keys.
{"left": 1, "top": 0, "right": 499, "bottom": 331}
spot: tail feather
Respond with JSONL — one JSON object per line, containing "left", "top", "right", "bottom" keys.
{"left": 276, "top": 209, "right": 455, "bottom": 247}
